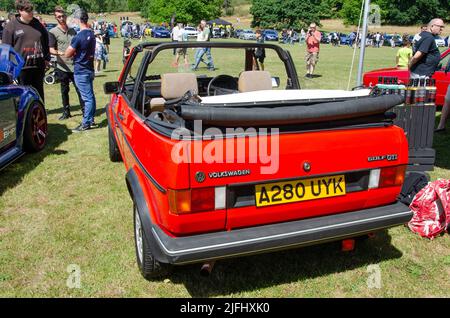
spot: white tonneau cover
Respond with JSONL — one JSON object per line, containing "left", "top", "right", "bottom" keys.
{"left": 200, "top": 89, "right": 372, "bottom": 105}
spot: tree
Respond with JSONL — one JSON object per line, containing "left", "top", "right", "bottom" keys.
{"left": 142, "top": 0, "right": 223, "bottom": 25}
{"left": 377, "top": 0, "right": 449, "bottom": 25}
{"left": 250, "top": 0, "right": 322, "bottom": 30}
{"left": 0, "top": 0, "right": 14, "bottom": 12}
{"left": 223, "top": 0, "right": 234, "bottom": 16}
{"left": 341, "top": 0, "right": 449, "bottom": 26}
{"left": 128, "top": 0, "right": 140, "bottom": 11}
{"left": 340, "top": 0, "right": 362, "bottom": 25}
{"left": 319, "top": 0, "right": 344, "bottom": 19}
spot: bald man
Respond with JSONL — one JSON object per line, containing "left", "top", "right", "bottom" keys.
{"left": 409, "top": 18, "right": 445, "bottom": 78}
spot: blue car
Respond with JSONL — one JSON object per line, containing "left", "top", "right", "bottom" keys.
{"left": 45, "top": 23, "right": 57, "bottom": 32}
{"left": 262, "top": 29, "right": 279, "bottom": 41}
{"left": 152, "top": 26, "right": 171, "bottom": 38}
{"left": 338, "top": 33, "right": 350, "bottom": 45}
{"left": 0, "top": 45, "right": 47, "bottom": 171}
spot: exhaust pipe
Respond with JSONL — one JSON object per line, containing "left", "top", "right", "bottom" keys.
{"left": 200, "top": 261, "right": 216, "bottom": 277}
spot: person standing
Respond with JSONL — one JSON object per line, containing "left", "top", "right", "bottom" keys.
{"left": 65, "top": 8, "right": 96, "bottom": 132}
{"left": 171, "top": 23, "right": 181, "bottom": 55}
{"left": 202, "top": 21, "right": 215, "bottom": 71}
{"left": 412, "top": 25, "right": 428, "bottom": 46}
{"left": 409, "top": 18, "right": 445, "bottom": 79}
{"left": 375, "top": 32, "right": 381, "bottom": 48}
{"left": 191, "top": 20, "right": 214, "bottom": 71}
{"left": 396, "top": 38, "right": 413, "bottom": 69}
{"left": 2, "top": 0, "right": 50, "bottom": 102}
{"left": 122, "top": 39, "right": 131, "bottom": 64}
{"left": 172, "top": 24, "right": 189, "bottom": 69}
{"left": 101, "top": 24, "right": 110, "bottom": 53}
{"left": 254, "top": 29, "right": 265, "bottom": 71}
{"left": 94, "top": 30, "right": 105, "bottom": 74}
{"left": 299, "top": 28, "right": 305, "bottom": 46}
{"left": 349, "top": 31, "right": 355, "bottom": 47}
{"left": 304, "top": 22, "right": 321, "bottom": 78}
{"left": 49, "top": 6, "right": 84, "bottom": 120}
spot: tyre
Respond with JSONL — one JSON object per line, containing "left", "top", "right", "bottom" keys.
{"left": 108, "top": 119, "right": 122, "bottom": 162}
{"left": 23, "top": 101, "right": 47, "bottom": 152}
{"left": 133, "top": 203, "right": 171, "bottom": 280}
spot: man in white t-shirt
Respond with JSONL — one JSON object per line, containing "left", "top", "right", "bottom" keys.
{"left": 172, "top": 24, "right": 189, "bottom": 67}
{"left": 171, "top": 23, "right": 181, "bottom": 55}
{"left": 375, "top": 32, "right": 381, "bottom": 48}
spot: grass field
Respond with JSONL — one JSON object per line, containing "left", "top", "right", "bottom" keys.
{"left": 0, "top": 35, "right": 449, "bottom": 297}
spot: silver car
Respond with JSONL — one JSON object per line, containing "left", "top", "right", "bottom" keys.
{"left": 184, "top": 26, "right": 198, "bottom": 39}
{"left": 240, "top": 29, "right": 256, "bottom": 40}
{"left": 435, "top": 37, "right": 446, "bottom": 47}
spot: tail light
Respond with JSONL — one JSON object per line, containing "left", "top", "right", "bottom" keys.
{"left": 168, "top": 187, "right": 226, "bottom": 214}
{"left": 368, "top": 165, "right": 406, "bottom": 189}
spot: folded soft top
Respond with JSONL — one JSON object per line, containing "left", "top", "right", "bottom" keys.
{"left": 179, "top": 94, "right": 404, "bottom": 126}
{"left": 200, "top": 89, "right": 372, "bottom": 106}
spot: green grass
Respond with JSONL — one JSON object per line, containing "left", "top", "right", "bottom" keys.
{"left": 0, "top": 37, "right": 449, "bottom": 298}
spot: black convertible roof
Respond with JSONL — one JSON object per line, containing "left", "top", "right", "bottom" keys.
{"left": 178, "top": 94, "right": 404, "bottom": 126}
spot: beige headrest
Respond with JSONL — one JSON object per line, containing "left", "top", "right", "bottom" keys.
{"left": 238, "top": 71, "right": 272, "bottom": 93}
{"left": 161, "top": 73, "right": 198, "bottom": 99}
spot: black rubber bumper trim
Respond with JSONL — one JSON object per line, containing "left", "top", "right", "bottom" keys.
{"left": 150, "top": 201, "right": 412, "bottom": 265}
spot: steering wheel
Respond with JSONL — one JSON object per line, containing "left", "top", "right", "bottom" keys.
{"left": 207, "top": 75, "right": 239, "bottom": 96}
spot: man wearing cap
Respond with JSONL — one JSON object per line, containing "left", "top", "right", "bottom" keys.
{"left": 65, "top": 8, "right": 96, "bottom": 132}
{"left": 2, "top": 0, "right": 50, "bottom": 102}
{"left": 49, "top": 5, "right": 84, "bottom": 120}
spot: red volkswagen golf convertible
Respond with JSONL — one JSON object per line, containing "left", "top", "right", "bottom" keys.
{"left": 105, "top": 42, "right": 412, "bottom": 279}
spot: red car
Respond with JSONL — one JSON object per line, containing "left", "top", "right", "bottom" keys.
{"left": 363, "top": 48, "right": 450, "bottom": 106}
{"left": 105, "top": 42, "right": 413, "bottom": 279}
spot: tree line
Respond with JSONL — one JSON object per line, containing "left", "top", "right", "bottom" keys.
{"left": 0, "top": 0, "right": 130, "bottom": 14}
{"left": 251, "top": 0, "right": 449, "bottom": 29}
{"left": 1, "top": 0, "right": 448, "bottom": 27}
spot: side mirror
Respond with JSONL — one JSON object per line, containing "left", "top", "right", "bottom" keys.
{"left": 271, "top": 76, "right": 280, "bottom": 88}
{"left": 104, "top": 81, "right": 120, "bottom": 94}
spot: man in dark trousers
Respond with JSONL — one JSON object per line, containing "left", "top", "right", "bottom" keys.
{"left": 2, "top": 0, "right": 50, "bottom": 102}
{"left": 65, "top": 8, "right": 96, "bottom": 132}
{"left": 409, "top": 18, "right": 445, "bottom": 79}
{"left": 49, "top": 6, "right": 84, "bottom": 120}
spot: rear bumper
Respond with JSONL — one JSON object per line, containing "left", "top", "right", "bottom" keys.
{"left": 149, "top": 202, "right": 412, "bottom": 265}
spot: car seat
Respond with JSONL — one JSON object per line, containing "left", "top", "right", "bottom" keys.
{"left": 238, "top": 70, "right": 272, "bottom": 93}
{"left": 150, "top": 73, "right": 199, "bottom": 113}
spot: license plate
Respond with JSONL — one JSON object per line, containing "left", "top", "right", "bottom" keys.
{"left": 255, "top": 175, "right": 346, "bottom": 207}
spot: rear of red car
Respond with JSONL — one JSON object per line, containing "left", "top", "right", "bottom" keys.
{"left": 129, "top": 104, "right": 411, "bottom": 268}
{"left": 164, "top": 125, "right": 408, "bottom": 234}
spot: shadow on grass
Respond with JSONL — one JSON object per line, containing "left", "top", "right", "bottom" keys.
{"left": 46, "top": 104, "right": 83, "bottom": 116}
{"left": 433, "top": 113, "right": 450, "bottom": 170}
{"left": 46, "top": 104, "right": 106, "bottom": 119}
{"left": 96, "top": 117, "right": 109, "bottom": 129}
{"left": 0, "top": 123, "right": 71, "bottom": 196}
{"left": 168, "top": 230, "right": 403, "bottom": 297}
